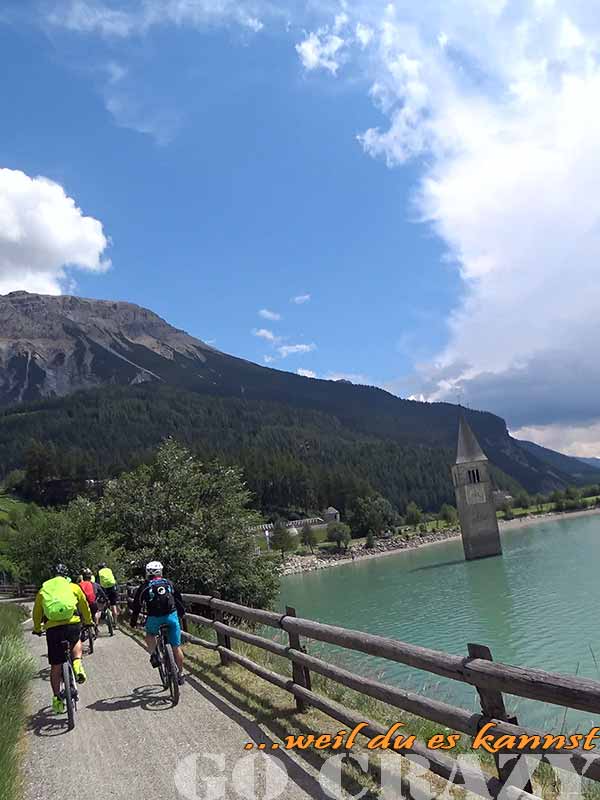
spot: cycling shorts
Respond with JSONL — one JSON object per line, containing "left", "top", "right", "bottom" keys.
{"left": 145, "top": 611, "right": 181, "bottom": 647}
{"left": 103, "top": 586, "right": 118, "bottom": 606}
{"left": 46, "top": 623, "right": 81, "bottom": 665}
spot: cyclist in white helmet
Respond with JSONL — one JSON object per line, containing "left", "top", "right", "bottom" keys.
{"left": 129, "top": 561, "right": 186, "bottom": 684}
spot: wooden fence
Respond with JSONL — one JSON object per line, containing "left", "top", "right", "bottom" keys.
{"left": 0, "top": 583, "right": 37, "bottom": 599}
{"left": 125, "top": 589, "right": 600, "bottom": 800}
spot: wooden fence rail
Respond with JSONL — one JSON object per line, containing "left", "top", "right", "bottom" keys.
{"left": 123, "top": 588, "right": 600, "bottom": 799}
{"left": 0, "top": 583, "right": 37, "bottom": 598}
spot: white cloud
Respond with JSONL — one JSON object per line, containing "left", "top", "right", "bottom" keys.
{"left": 45, "top": 1, "right": 267, "bottom": 142}
{"left": 102, "top": 61, "right": 182, "bottom": 144}
{"left": 296, "top": 29, "right": 346, "bottom": 75}
{"left": 326, "top": 371, "right": 368, "bottom": 384}
{"left": 291, "top": 293, "right": 311, "bottom": 304}
{"left": 47, "top": 0, "right": 134, "bottom": 36}
{"left": 297, "top": 1, "right": 600, "bottom": 448}
{"left": 258, "top": 308, "right": 281, "bottom": 321}
{"left": 513, "top": 422, "right": 600, "bottom": 458}
{"left": 263, "top": 354, "right": 276, "bottom": 364}
{"left": 0, "top": 168, "right": 110, "bottom": 295}
{"left": 252, "top": 328, "right": 279, "bottom": 342}
{"left": 355, "top": 22, "right": 373, "bottom": 48}
{"left": 297, "top": 368, "right": 316, "bottom": 378}
{"left": 47, "top": 0, "right": 267, "bottom": 37}
{"left": 277, "top": 343, "right": 316, "bottom": 357}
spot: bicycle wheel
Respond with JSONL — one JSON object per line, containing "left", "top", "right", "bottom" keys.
{"left": 106, "top": 609, "right": 114, "bottom": 636}
{"left": 62, "top": 662, "right": 75, "bottom": 731}
{"left": 164, "top": 643, "right": 180, "bottom": 706}
{"left": 156, "top": 638, "right": 168, "bottom": 689}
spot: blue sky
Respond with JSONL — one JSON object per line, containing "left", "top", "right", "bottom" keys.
{"left": 0, "top": 9, "right": 458, "bottom": 385}
{"left": 3, "top": 1, "right": 600, "bottom": 455}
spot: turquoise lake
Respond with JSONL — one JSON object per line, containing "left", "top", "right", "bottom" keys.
{"left": 279, "top": 514, "right": 600, "bottom": 729}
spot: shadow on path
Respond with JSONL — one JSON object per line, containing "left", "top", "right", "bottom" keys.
{"left": 87, "top": 684, "right": 174, "bottom": 713}
{"left": 121, "top": 626, "right": 343, "bottom": 799}
{"left": 35, "top": 666, "right": 51, "bottom": 683}
{"left": 184, "top": 672, "right": 330, "bottom": 799}
{"left": 28, "top": 706, "right": 70, "bottom": 738}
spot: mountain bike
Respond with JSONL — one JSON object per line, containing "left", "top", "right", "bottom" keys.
{"left": 33, "top": 631, "right": 80, "bottom": 730}
{"left": 99, "top": 601, "right": 115, "bottom": 636}
{"left": 58, "top": 637, "right": 79, "bottom": 731}
{"left": 156, "top": 624, "right": 180, "bottom": 706}
{"left": 80, "top": 623, "right": 95, "bottom": 654}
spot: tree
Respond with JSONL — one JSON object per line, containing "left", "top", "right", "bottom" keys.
{"left": 405, "top": 501, "right": 422, "bottom": 529}
{"left": 1, "top": 469, "right": 25, "bottom": 494}
{"left": 300, "top": 523, "right": 318, "bottom": 554}
{"left": 365, "top": 530, "right": 375, "bottom": 549}
{"left": 270, "top": 523, "right": 295, "bottom": 561}
{"left": 514, "top": 492, "right": 530, "bottom": 510}
{"left": 439, "top": 503, "right": 458, "bottom": 526}
{"left": 9, "top": 439, "right": 280, "bottom": 609}
{"left": 4, "top": 498, "right": 111, "bottom": 584}
{"left": 349, "top": 495, "right": 398, "bottom": 538}
{"left": 534, "top": 494, "right": 545, "bottom": 512}
{"left": 327, "top": 522, "right": 352, "bottom": 551}
{"left": 502, "top": 501, "right": 514, "bottom": 521}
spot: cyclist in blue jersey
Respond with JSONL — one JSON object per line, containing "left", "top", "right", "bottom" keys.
{"left": 129, "top": 561, "right": 186, "bottom": 685}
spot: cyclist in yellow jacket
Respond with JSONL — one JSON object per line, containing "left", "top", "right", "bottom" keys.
{"left": 32, "top": 564, "right": 93, "bottom": 714}
{"left": 97, "top": 562, "right": 119, "bottom": 622}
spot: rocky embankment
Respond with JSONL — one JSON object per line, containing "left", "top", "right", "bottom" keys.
{"left": 279, "top": 505, "right": 600, "bottom": 576}
{"left": 279, "top": 527, "right": 461, "bottom": 575}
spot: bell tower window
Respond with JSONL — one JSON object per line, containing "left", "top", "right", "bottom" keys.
{"left": 467, "top": 468, "right": 481, "bottom": 484}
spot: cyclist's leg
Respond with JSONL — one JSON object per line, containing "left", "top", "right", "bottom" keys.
{"left": 67, "top": 624, "right": 86, "bottom": 683}
{"left": 144, "top": 615, "right": 161, "bottom": 664}
{"left": 107, "top": 587, "right": 119, "bottom": 618}
{"left": 46, "top": 626, "right": 68, "bottom": 708}
{"left": 166, "top": 613, "right": 184, "bottom": 672}
{"left": 173, "top": 646, "right": 184, "bottom": 672}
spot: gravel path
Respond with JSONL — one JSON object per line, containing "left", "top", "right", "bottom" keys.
{"left": 23, "top": 617, "right": 322, "bottom": 799}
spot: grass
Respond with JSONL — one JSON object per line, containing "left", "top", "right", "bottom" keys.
{"left": 177, "top": 620, "right": 600, "bottom": 799}
{"left": 0, "top": 604, "right": 36, "bottom": 800}
{"left": 178, "top": 620, "right": 493, "bottom": 796}
{"left": 119, "top": 611, "right": 600, "bottom": 798}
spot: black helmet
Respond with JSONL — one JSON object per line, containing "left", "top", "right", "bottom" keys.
{"left": 82, "top": 568, "right": 93, "bottom": 579}
{"left": 54, "top": 563, "right": 69, "bottom": 577}
{"left": 97, "top": 562, "right": 107, "bottom": 569}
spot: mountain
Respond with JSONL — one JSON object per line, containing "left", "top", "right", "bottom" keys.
{"left": 0, "top": 291, "right": 592, "bottom": 509}
{"left": 577, "top": 457, "right": 600, "bottom": 469}
{"left": 518, "top": 441, "right": 600, "bottom": 485}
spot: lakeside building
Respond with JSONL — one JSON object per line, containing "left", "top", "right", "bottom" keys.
{"left": 451, "top": 417, "right": 503, "bottom": 560}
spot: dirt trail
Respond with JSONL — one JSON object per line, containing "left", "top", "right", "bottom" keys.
{"left": 23, "top": 617, "right": 323, "bottom": 799}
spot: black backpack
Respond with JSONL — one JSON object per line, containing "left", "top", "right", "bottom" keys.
{"left": 145, "top": 578, "right": 176, "bottom": 616}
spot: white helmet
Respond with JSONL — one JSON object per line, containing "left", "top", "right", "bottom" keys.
{"left": 145, "top": 560, "right": 163, "bottom": 576}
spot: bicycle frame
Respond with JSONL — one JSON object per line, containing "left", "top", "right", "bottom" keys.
{"left": 156, "top": 624, "right": 180, "bottom": 707}
{"left": 60, "top": 639, "right": 79, "bottom": 731}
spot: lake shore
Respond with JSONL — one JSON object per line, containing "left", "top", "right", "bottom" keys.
{"left": 279, "top": 505, "right": 600, "bottom": 576}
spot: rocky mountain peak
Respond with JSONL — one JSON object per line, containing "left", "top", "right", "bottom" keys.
{"left": 0, "top": 291, "right": 214, "bottom": 406}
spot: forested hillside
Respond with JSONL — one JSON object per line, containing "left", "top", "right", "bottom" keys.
{"left": 1, "top": 291, "right": 595, "bottom": 513}
{"left": 0, "top": 384, "right": 524, "bottom": 515}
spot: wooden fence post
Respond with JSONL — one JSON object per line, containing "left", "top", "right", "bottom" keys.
{"left": 468, "top": 643, "right": 534, "bottom": 794}
{"left": 286, "top": 606, "right": 311, "bottom": 712}
{"left": 214, "top": 606, "right": 232, "bottom": 666}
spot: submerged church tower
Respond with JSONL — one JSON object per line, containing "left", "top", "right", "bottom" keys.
{"left": 451, "top": 417, "right": 503, "bottom": 561}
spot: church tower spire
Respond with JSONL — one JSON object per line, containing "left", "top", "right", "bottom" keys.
{"left": 451, "top": 415, "right": 502, "bottom": 560}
